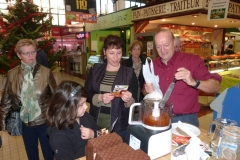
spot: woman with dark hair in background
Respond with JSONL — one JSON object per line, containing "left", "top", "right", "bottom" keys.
{"left": 84, "top": 35, "right": 138, "bottom": 139}
{"left": 46, "top": 80, "right": 98, "bottom": 160}
{"left": 123, "top": 40, "right": 146, "bottom": 102}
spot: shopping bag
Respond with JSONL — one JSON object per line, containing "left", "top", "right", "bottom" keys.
{"left": 142, "top": 57, "right": 163, "bottom": 99}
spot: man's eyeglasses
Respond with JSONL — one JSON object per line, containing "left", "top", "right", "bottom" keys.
{"left": 21, "top": 51, "right": 37, "bottom": 56}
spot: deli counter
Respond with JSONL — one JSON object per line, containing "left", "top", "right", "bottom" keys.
{"left": 202, "top": 53, "right": 240, "bottom": 74}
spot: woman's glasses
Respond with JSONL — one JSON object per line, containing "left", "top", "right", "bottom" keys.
{"left": 21, "top": 51, "right": 36, "bottom": 56}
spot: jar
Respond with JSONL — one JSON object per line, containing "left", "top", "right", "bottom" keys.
{"left": 218, "top": 126, "right": 240, "bottom": 160}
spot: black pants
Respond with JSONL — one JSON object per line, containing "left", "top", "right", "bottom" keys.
{"left": 22, "top": 123, "right": 54, "bottom": 160}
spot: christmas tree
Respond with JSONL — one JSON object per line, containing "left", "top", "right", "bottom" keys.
{"left": 0, "top": 0, "right": 60, "bottom": 74}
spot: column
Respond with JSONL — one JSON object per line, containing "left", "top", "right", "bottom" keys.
{"left": 117, "top": 0, "right": 125, "bottom": 11}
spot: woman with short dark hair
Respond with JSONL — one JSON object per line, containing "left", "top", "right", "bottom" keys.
{"left": 84, "top": 35, "right": 138, "bottom": 139}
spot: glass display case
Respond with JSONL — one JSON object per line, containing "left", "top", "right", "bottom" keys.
{"left": 206, "top": 54, "right": 240, "bottom": 72}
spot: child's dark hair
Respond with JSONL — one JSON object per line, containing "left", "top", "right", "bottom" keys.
{"left": 46, "top": 80, "right": 88, "bottom": 129}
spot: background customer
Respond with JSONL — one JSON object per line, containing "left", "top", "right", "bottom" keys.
{"left": 123, "top": 40, "right": 146, "bottom": 102}
{"left": 174, "top": 37, "right": 182, "bottom": 52}
{"left": 0, "top": 39, "right": 57, "bottom": 160}
{"left": 84, "top": 35, "right": 138, "bottom": 139}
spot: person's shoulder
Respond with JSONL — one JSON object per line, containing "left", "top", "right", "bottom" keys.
{"left": 38, "top": 64, "right": 50, "bottom": 70}
{"left": 92, "top": 63, "right": 106, "bottom": 69}
{"left": 8, "top": 65, "right": 20, "bottom": 73}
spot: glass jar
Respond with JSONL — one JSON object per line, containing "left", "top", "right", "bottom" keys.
{"left": 218, "top": 126, "right": 240, "bottom": 160}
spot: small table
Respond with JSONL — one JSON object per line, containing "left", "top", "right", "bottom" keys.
{"left": 78, "top": 128, "right": 211, "bottom": 160}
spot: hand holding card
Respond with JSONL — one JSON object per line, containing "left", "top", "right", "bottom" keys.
{"left": 112, "top": 85, "right": 128, "bottom": 97}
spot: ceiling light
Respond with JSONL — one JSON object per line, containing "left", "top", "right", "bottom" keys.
{"left": 192, "top": 15, "right": 198, "bottom": 17}
{"left": 162, "top": 19, "right": 166, "bottom": 22}
{"left": 192, "top": 23, "right": 195, "bottom": 25}
{"left": 214, "top": 25, "right": 218, "bottom": 27}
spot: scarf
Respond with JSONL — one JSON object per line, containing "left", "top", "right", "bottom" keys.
{"left": 20, "top": 61, "right": 41, "bottom": 123}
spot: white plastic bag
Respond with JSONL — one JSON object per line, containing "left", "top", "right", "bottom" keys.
{"left": 142, "top": 57, "right": 163, "bottom": 99}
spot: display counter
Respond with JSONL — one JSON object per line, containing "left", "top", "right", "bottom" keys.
{"left": 201, "top": 53, "right": 240, "bottom": 72}
{"left": 61, "top": 52, "right": 86, "bottom": 76}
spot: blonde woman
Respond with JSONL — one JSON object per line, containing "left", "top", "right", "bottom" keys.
{"left": 0, "top": 39, "right": 56, "bottom": 159}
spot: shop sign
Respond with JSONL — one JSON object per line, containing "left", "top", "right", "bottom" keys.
{"left": 69, "top": 27, "right": 84, "bottom": 33}
{"left": 207, "top": 0, "right": 229, "bottom": 20}
{"left": 51, "top": 27, "right": 61, "bottom": 36}
{"left": 61, "top": 27, "right": 71, "bottom": 36}
{"left": 85, "top": 8, "right": 133, "bottom": 32}
{"left": 227, "top": 2, "right": 240, "bottom": 15}
{"left": 204, "top": 0, "right": 240, "bottom": 16}
{"left": 52, "top": 27, "right": 84, "bottom": 36}
{"left": 65, "top": 0, "right": 96, "bottom": 14}
{"left": 75, "top": 32, "right": 86, "bottom": 39}
{"left": 132, "top": 0, "right": 203, "bottom": 21}
{"left": 66, "top": 12, "right": 97, "bottom": 23}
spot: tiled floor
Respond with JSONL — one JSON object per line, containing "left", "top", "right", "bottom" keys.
{"left": 0, "top": 69, "right": 214, "bottom": 160}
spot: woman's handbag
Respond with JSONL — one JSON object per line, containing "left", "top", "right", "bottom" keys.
{"left": 5, "top": 105, "right": 22, "bottom": 136}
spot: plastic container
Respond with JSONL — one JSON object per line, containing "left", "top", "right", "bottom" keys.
{"left": 218, "top": 126, "right": 240, "bottom": 160}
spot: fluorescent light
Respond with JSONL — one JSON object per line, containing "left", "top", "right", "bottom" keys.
{"left": 210, "top": 69, "right": 224, "bottom": 73}
{"left": 230, "top": 32, "right": 240, "bottom": 35}
{"left": 228, "top": 67, "right": 240, "bottom": 71}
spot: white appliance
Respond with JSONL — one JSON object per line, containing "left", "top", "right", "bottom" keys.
{"left": 125, "top": 125, "right": 172, "bottom": 160}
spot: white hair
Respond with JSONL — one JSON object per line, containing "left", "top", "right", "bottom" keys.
{"left": 174, "top": 37, "right": 182, "bottom": 45}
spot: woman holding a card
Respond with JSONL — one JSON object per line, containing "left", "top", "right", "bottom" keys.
{"left": 84, "top": 35, "right": 138, "bottom": 139}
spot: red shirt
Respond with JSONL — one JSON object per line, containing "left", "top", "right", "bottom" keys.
{"left": 153, "top": 52, "right": 222, "bottom": 114}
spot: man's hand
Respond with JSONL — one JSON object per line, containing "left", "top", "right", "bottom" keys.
{"left": 175, "top": 67, "right": 196, "bottom": 86}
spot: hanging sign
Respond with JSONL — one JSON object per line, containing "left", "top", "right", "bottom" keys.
{"left": 66, "top": 12, "right": 97, "bottom": 23}
{"left": 207, "top": 0, "right": 230, "bottom": 20}
{"left": 65, "top": 0, "right": 97, "bottom": 23}
{"left": 65, "top": 0, "right": 96, "bottom": 14}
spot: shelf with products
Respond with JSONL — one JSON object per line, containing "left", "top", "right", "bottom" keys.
{"left": 159, "top": 24, "right": 213, "bottom": 57}
{"left": 203, "top": 53, "right": 240, "bottom": 72}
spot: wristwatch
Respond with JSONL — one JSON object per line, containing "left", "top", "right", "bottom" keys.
{"left": 193, "top": 79, "right": 200, "bottom": 89}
